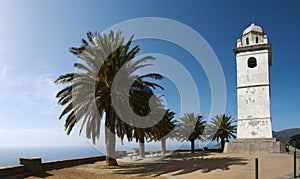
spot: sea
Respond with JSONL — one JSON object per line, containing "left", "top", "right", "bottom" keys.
{"left": 0, "top": 142, "right": 216, "bottom": 167}
{"left": 0, "top": 146, "right": 101, "bottom": 167}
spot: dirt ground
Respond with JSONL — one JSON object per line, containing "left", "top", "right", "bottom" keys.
{"left": 26, "top": 152, "right": 299, "bottom": 179}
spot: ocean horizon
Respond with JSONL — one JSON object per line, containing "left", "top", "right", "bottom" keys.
{"left": 0, "top": 146, "right": 101, "bottom": 167}
{"left": 0, "top": 142, "right": 217, "bottom": 167}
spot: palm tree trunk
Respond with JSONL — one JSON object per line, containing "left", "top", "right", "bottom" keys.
{"left": 105, "top": 106, "right": 118, "bottom": 166}
{"left": 191, "top": 140, "right": 195, "bottom": 153}
{"left": 221, "top": 138, "right": 225, "bottom": 152}
{"left": 161, "top": 138, "right": 167, "bottom": 155}
{"left": 139, "top": 137, "right": 145, "bottom": 158}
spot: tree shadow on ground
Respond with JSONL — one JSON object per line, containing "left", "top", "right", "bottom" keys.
{"left": 113, "top": 152, "right": 248, "bottom": 177}
{"left": 23, "top": 171, "right": 53, "bottom": 178}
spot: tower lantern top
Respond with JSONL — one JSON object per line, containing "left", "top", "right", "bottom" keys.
{"left": 237, "top": 23, "right": 268, "bottom": 47}
{"left": 243, "top": 23, "right": 263, "bottom": 35}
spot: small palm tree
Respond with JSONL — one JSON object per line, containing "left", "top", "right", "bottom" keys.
{"left": 207, "top": 114, "right": 236, "bottom": 152}
{"left": 147, "top": 109, "right": 177, "bottom": 154}
{"left": 158, "top": 110, "right": 176, "bottom": 155}
{"left": 177, "top": 113, "right": 206, "bottom": 153}
{"left": 128, "top": 92, "right": 165, "bottom": 158}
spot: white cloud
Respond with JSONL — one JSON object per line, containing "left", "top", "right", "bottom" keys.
{"left": 28, "top": 74, "right": 60, "bottom": 113}
{"left": 1, "top": 73, "right": 60, "bottom": 112}
{"left": 0, "top": 72, "right": 65, "bottom": 134}
{"left": 0, "top": 49, "right": 8, "bottom": 80}
{"left": 0, "top": 65, "right": 8, "bottom": 79}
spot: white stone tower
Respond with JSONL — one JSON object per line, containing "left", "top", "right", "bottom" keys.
{"left": 234, "top": 23, "right": 273, "bottom": 139}
{"left": 224, "top": 23, "right": 284, "bottom": 153}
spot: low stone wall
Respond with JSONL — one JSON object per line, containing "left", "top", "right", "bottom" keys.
{"left": 0, "top": 156, "right": 106, "bottom": 178}
{"left": 0, "top": 165, "right": 29, "bottom": 178}
{"left": 42, "top": 156, "right": 106, "bottom": 170}
{"left": 224, "top": 138, "right": 286, "bottom": 153}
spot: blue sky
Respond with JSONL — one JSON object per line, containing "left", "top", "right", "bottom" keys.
{"left": 0, "top": 0, "right": 299, "bottom": 147}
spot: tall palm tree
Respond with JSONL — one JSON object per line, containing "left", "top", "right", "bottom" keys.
{"left": 177, "top": 113, "right": 206, "bottom": 153}
{"left": 115, "top": 71, "right": 164, "bottom": 158}
{"left": 55, "top": 30, "right": 163, "bottom": 166}
{"left": 207, "top": 114, "right": 236, "bottom": 152}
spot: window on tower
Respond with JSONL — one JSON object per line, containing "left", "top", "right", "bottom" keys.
{"left": 248, "top": 57, "right": 257, "bottom": 68}
{"left": 246, "top": 37, "right": 249, "bottom": 45}
{"left": 256, "top": 36, "right": 259, "bottom": 44}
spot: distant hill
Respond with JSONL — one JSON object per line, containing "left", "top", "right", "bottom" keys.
{"left": 273, "top": 128, "right": 300, "bottom": 142}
